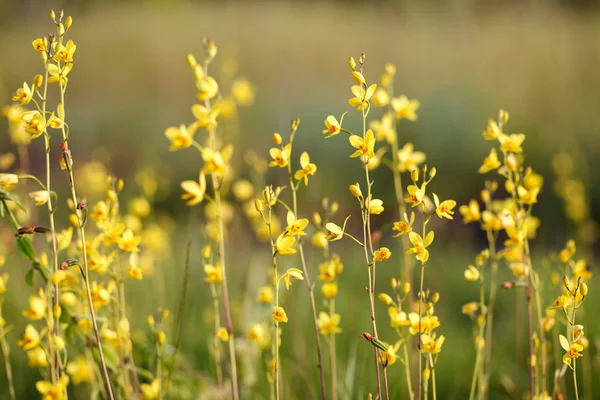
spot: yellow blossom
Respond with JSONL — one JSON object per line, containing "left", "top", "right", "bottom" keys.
{"left": 517, "top": 186, "right": 539, "bottom": 205}
{"left": 372, "top": 87, "right": 390, "bottom": 107}
{"left": 141, "top": 378, "right": 161, "bottom": 400}
{"left": 408, "top": 313, "right": 440, "bottom": 335}
{"left": 388, "top": 307, "right": 411, "bottom": 328}
{"left": 325, "top": 217, "right": 350, "bottom": 242}
{"left": 374, "top": 247, "right": 392, "bottom": 262}
{"left": 231, "top": 77, "right": 255, "bottom": 106}
{"left": 317, "top": 312, "right": 342, "bottom": 335}
{"left": 391, "top": 95, "right": 420, "bottom": 121}
{"left": 36, "top": 375, "right": 70, "bottom": 400}
{"left": 322, "top": 115, "right": 343, "bottom": 138}
{"left": 257, "top": 286, "right": 274, "bottom": 303}
{"left": 0, "top": 273, "right": 7, "bottom": 294}
{"left": 204, "top": 264, "right": 223, "bottom": 283}
{"left": 348, "top": 84, "right": 377, "bottom": 110}
{"left": 196, "top": 76, "right": 219, "bottom": 101}
{"left": 294, "top": 152, "right": 317, "bottom": 185}
{"left": 18, "top": 324, "right": 42, "bottom": 350}
{"left": 433, "top": 194, "right": 456, "bottom": 219}
{"left": 461, "top": 302, "right": 479, "bottom": 316}
{"left": 67, "top": 356, "right": 92, "bottom": 385}
{"left": 464, "top": 265, "right": 480, "bottom": 281}
{"left": 191, "top": 104, "right": 219, "bottom": 131}
{"left": 165, "top": 124, "right": 195, "bottom": 151}
{"left": 482, "top": 119, "right": 501, "bottom": 140}
{"left": 12, "top": 82, "right": 33, "bottom": 104}
{"left": 460, "top": 200, "right": 481, "bottom": 223}
{"left": 118, "top": 229, "right": 141, "bottom": 252}
{"left": 217, "top": 327, "right": 229, "bottom": 342}
{"left": 421, "top": 334, "right": 445, "bottom": 354}
{"left": 32, "top": 38, "right": 47, "bottom": 52}
{"left": 276, "top": 233, "right": 296, "bottom": 255}
{"left": 232, "top": 179, "right": 254, "bottom": 202}
{"left": 367, "top": 197, "right": 384, "bottom": 214}
{"left": 349, "top": 129, "right": 375, "bottom": 159}
{"left": 405, "top": 183, "right": 426, "bottom": 207}
{"left": 370, "top": 113, "right": 395, "bottom": 143}
{"left": 272, "top": 306, "right": 288, "bottom": 323}
{"left": 201, "top": 146, "right": 232, "bottom": 176}
{"left": 381, "top": 341, "right": 401, "bottom": 366}
{"left": 0, "top": 174, "right": 18, "bottom": 191}
{"left": 322, "top": 282, "right": 338, "bottom": 299}
{"left": 247, "top": 323, "right": 269, "bottom": 348}
{"left": 392, "top": 213, "right": 415, "bottom": 237}
{"left": 180, "top": 171, "right": 206, "bottom": 206}
{"left": 559, "top": 334, "right": 583, "bottom": 369}
{"left": 27, "top": 346, "right": 48, "bottom": 368}
{"left": 479, "top": 148, "right": 502, "bottom": 174}
{"left": 284, "top": 268, "right": 304, "bottom": 290}
{"left": 22, "top": 289, "right": 47, "bottom": 320}
{"left": 406, "top": 231, "right": 434, "bottom": 264}
{"left": 22, "top": 110, "right": 46, "bottom": 138}
{"left": 397, "top": 143, "right": 426, "bottom": 172}
{"left": 269, "top": 144, "right": 291, "bottom": 168}
{"left": 349, "top": 182, "right": 362, "bottom": 198}
{"left": 54, "top": 39, "right": 76, "bottom": 62}
{"left": 498, "top": 133, "right": 525, "bottom": 153}
{"left": 29, "top": 190, "right": 50, "bottom": 206}
{"left": 550, "top": 294, "right": 571, "bottom": 310}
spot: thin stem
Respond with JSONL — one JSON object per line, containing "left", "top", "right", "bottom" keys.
{"left": 482, "top": 229, "right": 498, "bottom": 399}
{"left": 571, "top": 291, "right": 580, "bottom": 400}
{"left": 329, "top": 300, "right": 337, "bottom": 400}
{"left": 267, "top": 208, "right": 280, "bottom": 400}
{"left": 211, "top": 284, "right": 224, "bottom": 392}
{"left": 402, "top": 339, "right": 414, "bottom": 399}
{"left": 286, "top": 132, "right": 327, "bottom": 400}
{"left": 0, "top": 304, "right": 16, "bottom": 400}
{"left": 429, "top": 354, "right": 437, "bottom": 400}
{"left": 526, "top": 286, "right": 535, "bottom": 399}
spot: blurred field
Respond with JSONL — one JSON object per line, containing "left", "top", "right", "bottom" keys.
{"left": 0, "top": 1, "right": 599, "bottom": 399}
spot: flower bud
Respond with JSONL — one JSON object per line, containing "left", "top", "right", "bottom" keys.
{"left": 480, "top": 189, "right": 491, "bottom": 204}
{"left": 351, "top": 71, "right": 366, "bottom": 85}
{"left": 579, "top": 282, "right": 588, "bottom": 298}
{"left": 254, "top": 199, "right": 263, "bottom": 213}
{"left": 378, "top": 293, "right": 393, "bottom": 305}
{"left": 53, "top": 304, "right": 62, "bottom": 320}
{"left": 429, "top": 167, "right": 437, "bottom": 179}
{"left": 562, "top": 275, "right": 570, "bottom": 290}
{"left": 50, "top": 10, "right": 56, "bottom": 20}
{"left": 33, "top": 74, "right": 43, "bottom": 87}
{"left": 390, "top": 278, "right": 398, "bottom": 289}
{"left": 65, "top": 16, "right": 72, "bottom": 29}
{"left": 156, "top": 331, "right": 166, "bottom": 344}
{"left": 403, "top": 282, "right": 411, "bottom": 294}
{"left": 206, "top": 39, "right": 217, "bottom": 58}
{"left": 423, "top": 367, "right": 431, "bottom": 380}
{"left": 58, "top": 23, "right": 65, "bottom": 36}
{"left": 186, "top": 54, "right": 197, "bottom": 67}
{"left": 410, "top": 169, "right": 419, "bottom": 183}
{"left": 330, "top": 202, "right": 339, "bottom": 214}
{"left": 313, "top": 212, "right": 322, "bottom": 226}
{"left": 147, "top": 315, "right": 155, "bottom": 327}
{"left": 349, "top": 56, "right": 356, "bottom": 70}
{"left": 201, "top": 245, "right": 211, "bottom": 259}
{"left": 432, "top": 292, "right": 440, "bottom": 303}
{"left": 349, "top": 182, "right": 362, "bottom": 198}
{"left": 272, "top": 133, "right": 282, "bottom": 145}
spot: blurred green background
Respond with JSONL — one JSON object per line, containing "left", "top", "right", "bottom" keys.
{"left": 0, "top": 0, "right": 599, "bottom": 399}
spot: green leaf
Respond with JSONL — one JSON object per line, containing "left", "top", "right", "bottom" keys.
{"left": 25, "top": 269, "right": 35, "bottom": 286}
{"left": 17, "top": 237, "right": 37, "bottom": 262}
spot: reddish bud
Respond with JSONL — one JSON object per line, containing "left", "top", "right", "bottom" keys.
{"left": 76, "top": 202, "right": 86, "bottom": 210}
{"left": 59, "top": 142, "right": 68, "bottom": 152}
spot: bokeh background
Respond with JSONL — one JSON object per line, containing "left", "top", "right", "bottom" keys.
{"left": 1, "top": 0, "right": 599, "bottom": 398}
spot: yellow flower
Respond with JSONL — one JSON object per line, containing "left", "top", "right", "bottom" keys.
{"left": 460, "top": 200, "right": 481, "bottom": 223}
{"left": 0, "top": 273, "right": 7, "bottom": 294}
{"left": 367, "top": 197, "right": 384, "bottom": 214}
{"left": 231, "top": 77, "right": 255, "bottom": 106}
{"left": 54, "top": 40, "right": 77, "bottom": 62}
{"left": 348, "top": 84, "right": 377, "bottom": 110}
{"left": 464, "top": 265, "right": 480, "bottom": 281}
{"left": 269, "top": 144, "right": 291, "bottom": 168}
{"left": 479, "top": 148, "right": 501, "bottom": 174}
{"left": 48, "top": 63, "right": 73, "bottom": 85}
{"left": 180, "top": 171, "right": 206, "bottom": 206}
{"left": 559, "top": 334, "right": 583, "bottom": 369}
{"left": 421, "top": 334, "right": 445, "bottom": 354}
{"left": 374, "top": 247, "right": 392, "bottom": 262}
{"left": 325, "top": 217, "right": 350, "bottom": 242}
{"left": 482, "top": 119, "right": 501, "bottom": 140}
{"left": 0, "top": 173, "right": 18, "bottom": 191}
{"left": 380, "top": 341, "right": 401, "bottom": 366}
{"left": 232, "top": 179, "right": 254, "bottom": 202}
{"left": 321, "top": 282, "right": 338, "bottom": 299}
{"left": 392, "top": 212, "right": 415, "bottom": 237}
{"left": 118, "top": 229, "right": 141, "bottom": 252}
{"left": 36, "top": 375, "right": 70, "bottom": 400}
{"left": 550, "top": 294, "right": 571, "bottom": 310}
{"left": 351, "top": 71, "right": 366, "bottom": 85}
{"left": 22, "top": 289, "right": 47, "bottom": 320}
{"left": 405, "top": 183, "right": 426, "bottom": 207}
{"left": 47, "top": 114, "right": 63, "bottom": 129}
{"left": 388, "top": 307, "right": 411, "bottom": 328}
{"left": 257, "top": 286, "right": 274, "bottom": 303}
{"left": 370, "top": 113, "right": 395, "bottom": 143}
{"left": 408, "top": 313, "right": 440, "bottom": 335}
{"left": 29, "top": 190, "right": 50, "bottom": 206}
{"left": 165, "top": 124, "right": 195, "bottom": 151}
{"left": 276, "top": 233, "right": 296, "bottom": 255}
{"left": 284, "top": 268, "right": 304, "bottom": 290}
{"left": 461, "top": 302, "right": 479, "bottom": 316}
{"left": 498, "top": 133, "right": 525, "bottom": 153}
{"left": 32, "top": 38, "right": 47, "bottom": 52}
{"left": 349, "top": 182, "right": 362, "bottom": 198}
{"left": 191, "top": 104, "right": 219, "bottom": 131}
{"left": 18, "top": 324, "right": 42, "bottom": 350}
{"left": 349, "top": 129, "right": 375, "bottom": 159}
{"left": 12, "top": 82, "right": 33, "bottom": 104}
{"left": 294, "top": 152, "right": 317, "bottom": 185}
{"left": 22, "top": 110, "right": 46, "bottom": 138}
{"left": 433, "top": 194, "right": 456, "bottom": 219}
{"left": 196, "top": 76, "right": 219, "bottom": 101}
{"left": 272, "top": 306, "right": 288, "bottom": 323}
{"left": 202, "top": 146, "right": 232, "bottom": 176}
{"left": 141, "top": 378, "right": 161, "bottom": 400}
{"left": 66, "top": 356, "right": 92, "bottom": 385}
{"left": 517, "top": 186, "right": 540, "bottom": 205}
{"left": 322, "top": 115, "right": 343, "bottom": 138}
{"left": 317, "top": 312, "right": 342, "bottom": 335}
{"left": 247, "top": 323, "right": 269, "bottom": 348}
{"left": 372, "top": 87, "right": 390, "bottom": 107}
{"left": 217, "top": 327, "right": 229, "bottom": 342}
{"left": 391, "top": 95, "right": 420, "bottom": 121}
{"left": 397, "top": 143, "right": 426, "bottom": 172}
{"left": 27, "top": 346, "right": 48, "bottom": 368}
{"left": 204, "top": 264, "right": 223, "bottom": 283}
{"left": 406, "top": 231, "right": 434, "bottom": 264}
{"left": 128, "top": 266, "right": 143, "bottom": 280}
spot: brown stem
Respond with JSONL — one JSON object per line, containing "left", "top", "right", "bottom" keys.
{"left": 526, "top": 286, "right": 535, "bottom": 399}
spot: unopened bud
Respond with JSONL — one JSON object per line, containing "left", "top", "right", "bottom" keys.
{"left": 359, "top": 53, "right": 365, "bottom": 65}
{"left": 403, "top": 282, "right": 411, "bottom": 294}
{"left": 349, "top": 182, "right": 362, "bottom": 198}
{"left": 58, "top": 23, "right": 65, "bottom": 36}
{"left": 330, "top": 202, "right": 339, "bottom": 214}
{"left": 53, "top": 304, "right": 62, "bottom": 320}
{"left": 480, "top": 189, "right": 491, "bottom": 204}
{"left": 501, "top": 281, "right": 513, "bottom": 290}
{"left": 65, "top": 16, "right": 72, "bottom": 29}
{"left": 432, "top": 292, "right": 440, "bottom": 303}
{"left": 423, "top": 367, "right": 431, "bottom": 380}
{"left": 50, "top": 10, "right": 56, "bottom": 20}
{"left": 33, "top": 74, "right": 43, "bottom": 87}
{"left": 391, "top": 278, "right": 398, "bottom": 289}
{"left": 272, "top": 133, "right": 282, "bottom": 145}
{"left": 349, "top": 56, "right": 357, "bottom": 70}
{"left": 378, "top": 293, "right": 393, "bottom": 306}
{"left": 186, "top": 54, "right": 197, "bottom": 68}
{"left": 580, "top": 282, "right": 588, "bottom": 298}
{"left": 429, "top": 167, "right": 437, "bottom": 179}
{"left": 313, "top": 212, "right": 322, "bottom": 226}
{"left": 254, "top": 199, "right": 263, "bottom": 213}
{"left": 59, "top": 142, "right": 68, "bottom": 152}
{"left": 76, "top": 202, "right": 86, "bottom": 211}
{"left": 411, "top": 169, "right": 419, "bottom": 183}
{"left": 206, "top": 39, "right": 217, "bottom": 58}
{"left": 562, "top": 276, "right": 570, "bottom": 290}
{"left": 201, "top": 245, "right": 211, "bottom": 259}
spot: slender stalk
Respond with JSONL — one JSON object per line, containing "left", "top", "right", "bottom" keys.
{"left": 266, "top": 207, "right": 280, "bottom": 400}
{"left": 329, "top": 300, "right": 337, "bottom": 400}
{"left": 286, "top": 129, "right": 327, "bottom": 400}
{"left": 211, "top": 284, "right": 224, "bottom": 392}
{"left": 402, "top": 340, "right": 414, "bottom": 399}
{"left": 525, "top": 286, "right": 535, "bottom": 399}
{"left": 0, "top": 304, "right": 16, "bottom": 400}
{"left": 482, "top": 229, "right": 498, "bottom": 399}
{"left": 571, "top": 290, "right": 580, "bottom": 400}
